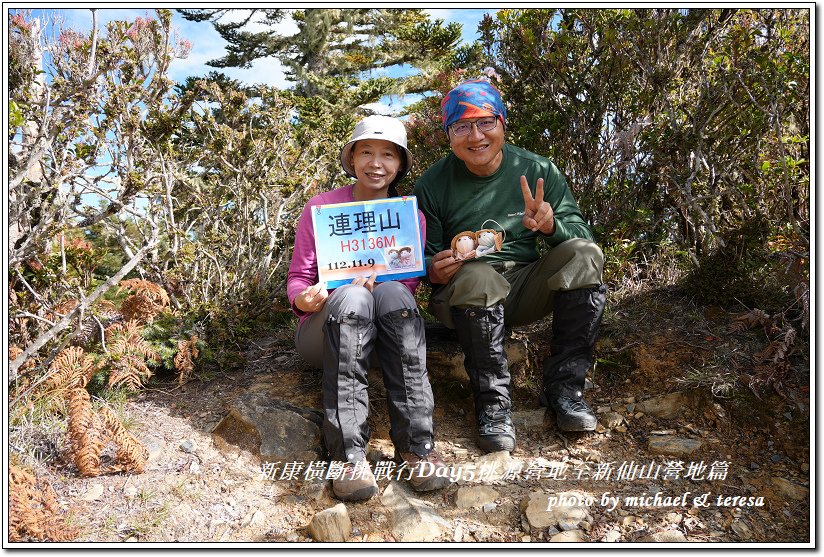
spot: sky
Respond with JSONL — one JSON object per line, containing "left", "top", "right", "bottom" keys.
{"left": 29, "top": 7, "right": 497, "bottom": 113}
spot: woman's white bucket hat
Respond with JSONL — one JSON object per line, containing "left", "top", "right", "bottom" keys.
{"left": 340, "top": 115, "right": 414, "bottom": 181}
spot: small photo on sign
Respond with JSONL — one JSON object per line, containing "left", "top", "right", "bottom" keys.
{"left": 385, "top": 245, "right": 416, "bottom": 270}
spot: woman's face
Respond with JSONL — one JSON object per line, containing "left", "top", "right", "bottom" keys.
{"left": 350, "top": 139, "right": 402, "bottom": 200}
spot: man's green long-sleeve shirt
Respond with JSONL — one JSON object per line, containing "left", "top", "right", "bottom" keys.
{"left": 413, "top": 143, "right": 594, "bottom": 270}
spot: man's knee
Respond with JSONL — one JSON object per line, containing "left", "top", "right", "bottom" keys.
{"left": 450, "top": 262, "right": 511, "bottom": 308}
{"left": 543, "top": 239, "right": 604, "bottom": 288}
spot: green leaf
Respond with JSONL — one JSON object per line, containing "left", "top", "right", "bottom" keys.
{"left": 9, "top": 100, "right": 24, "bottom": 129}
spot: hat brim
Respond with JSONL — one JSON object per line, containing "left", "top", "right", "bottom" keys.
{"left": 340, "top": 137, "right": 414, "bottom": 182}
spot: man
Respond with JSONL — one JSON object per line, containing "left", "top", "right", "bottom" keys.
{"left": 413, "top": 79, "right": 607, "bottom": 453}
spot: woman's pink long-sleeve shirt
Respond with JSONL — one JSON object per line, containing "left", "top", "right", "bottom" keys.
{"left": 286, "top": 184, "right": 426, "bottom": 325}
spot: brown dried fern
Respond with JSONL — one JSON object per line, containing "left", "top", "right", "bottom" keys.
{"left": 41, "top": 346, "right": 97, "bottom": 392}
{"left": 66, "top": 388, "right": 105, "bottom": 477}
{"left": 117, "top": 280, "right": 169, "bottom": 323}
{"left": 9, "top": 464, "right": 78, "bottom": 542}
{"left": 729, "top": 309, "right": 772, "bottom": 333}
{"left": 117, "top": 279, "right": 170, "bottom": 306}
{"left": 98, "top": 406, "right": 148, "bottom": 474}
{"left": 101, "top": 320, "right": 159, "bottom": 390}
{"left": 174, "top": 335, "right": 199, "bottom": 385}
{"left": 65, "top": 388, "right": 148, "bottom": 476}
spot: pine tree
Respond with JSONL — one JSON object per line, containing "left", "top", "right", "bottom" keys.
{"left": 178, "top": 8, "right": 463, "bottom": 112}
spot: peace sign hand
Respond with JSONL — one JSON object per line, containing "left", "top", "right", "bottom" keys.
{"left": 520, "top": 175, "right": 555, "bottom": 235}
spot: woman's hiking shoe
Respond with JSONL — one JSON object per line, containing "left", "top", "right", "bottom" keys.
{"left": 331, "top": 461, "right": 378, "bottom": 502}
{"left": 477, "top": 408, "right": 516, "bottom": 453}
{"left": 394, "top": 450, "right": 453, "bottom": 491}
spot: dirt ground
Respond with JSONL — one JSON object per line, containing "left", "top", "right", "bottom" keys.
{"left": 16, "top": 286, "right": 811, "bottom": 544}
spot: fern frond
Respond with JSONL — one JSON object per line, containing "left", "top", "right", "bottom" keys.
{"left": 9, "top": 465, "right": 78, "bottom": 541}
{"left": 100, "top": 321, "right": 158, "bottom": 390}
{"left": 66, "top": 388, "right": 104, "bottom": 477}
{"left": 730, "top": 308, "right": 772, "bottom": 333}
{"left": 117, "top": 279, "right": 170, "bottom": 307}
{"left": 42, "top": 347, "right": 96, "bottom": 392}
{"left": 98, "top": 406, "right": 148, "bottom": 474}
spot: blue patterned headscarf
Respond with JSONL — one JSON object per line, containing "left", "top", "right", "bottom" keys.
{"left": 441, "top": 79, "right": 507, "bottom": 132}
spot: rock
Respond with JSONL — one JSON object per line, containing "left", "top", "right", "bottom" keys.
{"left": 730, "top": 520, "right": 752, "bottom": 540}
{"left": 179, "top": 439, "right": 196, "bottom": 453}
{"left": 79, "top": 484, "right": 104, "bottom": 501}
{"left": 520, "top": 491, "right": 591, "bottom": 530}
{"left": 664, "top": 512, "right": 683, "bottom": 525}
{"left": 635, "top": 392, "right": 689, "bottom": 420}
{"left": 578, "top": 448, "right": 602, "bottom": 462}
{"left": 482, "top": 503, "right": 497, "bottom": 513}
{"left": 453, "top": 525, "right": 464, "bottom": 542}
{"left": 286, "top": 532, "right": 300, "bottom": 542}
{"left": 522, "top": 535, "right": 531, "bottom": 542}
{"left": 212, "top": 392, "right": 323, "bottom": 463}
{"left": 512, "top": 409, "right": 546, "bottom": 430}
{"left": 426, "top": 328, "right": 528, "bottom": 382}
{"left": 647, "top": 435, "right": 702, "bottom": 457}
{"left": 142, "top": 436, "right": 164, "bottom": 462}
{"left": 550, "top": 530, "right": 588, "bottom": 542}
{"left": 250, "top": 510, "right": 265, "bottom": 527}
{"left": 381, "top": 481, "right": 451, "bottom": 542}
{"left": 603, "top": 530, "right": 621, "bottom": 542}
{"left": 584, "top": 378, "right": 595, "bottom": 391}
{"left": 308, "top": 504, "right": 351, "bottom": 542}
{"left": 770, "top": 477, "right": 809, "bottom": 501}
{"left": 455, "top": 486, "right": 499, "bottom": 509}
{"left": 638, "top": 530, "right": 687, "bottom": 542}
{"left": 600, "top": 411, "right": 624, "bottom": 429}
{"left": 122, "top": 485, "right": 138, "bottom": 499}
{"left": 558, "top": 520, "right": 579, "bottom": 531}
{"left": 472, "top": 451, "right": 522, "bottom": 482}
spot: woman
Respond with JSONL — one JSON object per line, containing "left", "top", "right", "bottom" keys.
{"left": 287, "top": 116, "right": 451, "bottom": 502}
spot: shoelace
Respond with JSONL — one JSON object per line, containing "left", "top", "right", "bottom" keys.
{"left": 479, "top": 412, "right": 513, "bottom": 435}
{"left": 565, "top": 398, "right": 592, "bottom": 413}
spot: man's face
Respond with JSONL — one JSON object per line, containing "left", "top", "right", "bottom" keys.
{"left": 448, "top": 117, "right": 505, "bottom": 177}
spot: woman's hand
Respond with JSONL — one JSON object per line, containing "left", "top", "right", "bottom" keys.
{"left": 351, "top": 271, "right": 377, "bottom": 292}
{"left": 295, "top": 282, "right": 329, "bottom": 313}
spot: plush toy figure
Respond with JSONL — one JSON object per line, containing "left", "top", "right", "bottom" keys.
{"left": 451, "top": 231, "right": 477, "bottom": 260}
{"left": 475, "top": 229, "right": 503, "bottom": 257}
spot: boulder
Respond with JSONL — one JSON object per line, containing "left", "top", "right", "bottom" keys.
{"left": 635, "top": 392, "right": 689, "bottom": 420}
{"left": 647, "top": 435, "right": 702, "bottom": 458}
{"left": 381, "top": 481, "right": 450, "bottom": 542}
{"left": 455, "top": 486, "right": 499, "bottom": 509}
{"left": 212, "top": 392, "right": 323, "bottom": 463}
{"left": 308, "top": 504, "right": 351, "bottom": 542}
{"left": 520, "top": 491, "right": 592, "bottom": 531}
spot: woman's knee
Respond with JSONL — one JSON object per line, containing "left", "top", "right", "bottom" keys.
{"left": 373, "top": 281, "right": 416, "bottom": 316}
{"left": 326, "top": 284, "right": 374, "bottom": 317}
